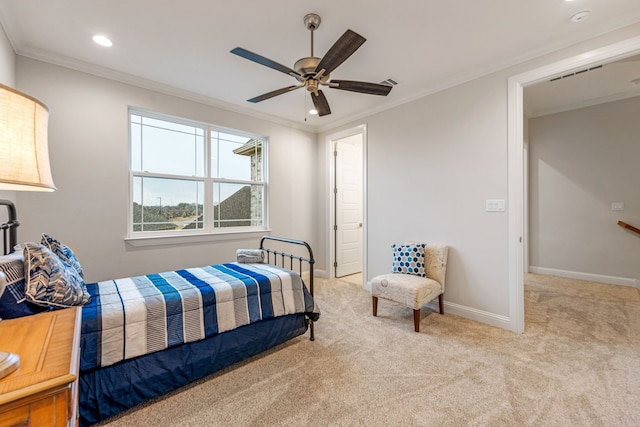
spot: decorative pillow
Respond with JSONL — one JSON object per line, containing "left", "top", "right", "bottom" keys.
{"left": 24, "top": 242, "right": 90, "bottom": 308}
{"left": 0, "top": 253, "right": 48, "bottom": 319}
{"left": 41, "top": 233, "right": 84, "bottom": 278}
{"left": 236, "top": 249, "right": 265, "bottom": 263}
{"left": 391, "top": 243, "right": 426, "bottom": 277}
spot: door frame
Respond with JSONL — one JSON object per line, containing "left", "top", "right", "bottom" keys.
{"left": 326, "top": 124, "right": 368, "bottom": 282}
{"left": 507, "top": 35, "right": 640, "bottom": 333}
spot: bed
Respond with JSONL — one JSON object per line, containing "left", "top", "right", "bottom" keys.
{"left": 0, "top": 201, "right": 319, "bottom": 426}
{"left": 79, "top": 236, "right": 318, "bottom": 425}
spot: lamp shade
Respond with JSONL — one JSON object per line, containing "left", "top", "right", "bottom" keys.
{"left": 0, "top": 84, "right": 56, "bottom": 191}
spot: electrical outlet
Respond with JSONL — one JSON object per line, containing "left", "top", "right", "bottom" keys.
{"left": 486, "top": 199, "right": 505, "bottom": 212}
{"left": 612, "top": 202, "right": 625, "bottom": 211}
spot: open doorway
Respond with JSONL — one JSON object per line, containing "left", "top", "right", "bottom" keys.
{"left": 524, "top": 56, "right": 640, "bottom": 286}
{"left": 507, "top": 35, "right": 640, "bottom": 333}
{"left": 327, "top": 125, "right": 366, "bottom": 281}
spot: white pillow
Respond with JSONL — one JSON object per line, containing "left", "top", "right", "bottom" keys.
{"left": 0, "top": 271, "right": 6, "bottom": 299}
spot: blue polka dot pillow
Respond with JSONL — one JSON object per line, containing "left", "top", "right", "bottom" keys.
{"left": 392, "top": 243, "right": 426, "bottom": 277}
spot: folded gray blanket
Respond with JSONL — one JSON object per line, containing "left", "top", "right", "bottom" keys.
{"left": 236, "top": 249, "right": 265, "bottom": 263}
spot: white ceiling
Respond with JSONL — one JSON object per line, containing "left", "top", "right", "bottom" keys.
{"left": 2, "top": 1, "right": 640, "bottom": 131}
{"left": 525, "top": 54, "right": 640, "bottom": 117}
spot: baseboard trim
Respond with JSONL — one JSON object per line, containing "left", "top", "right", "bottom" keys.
{"left": 426, "top": 300, "right": 512, "bottom": 330}
{"left": 314, "top": 269, "right": 328, "bottom": 279}
{"left": 529, "top": 266, "right": 640, "bottom": 288}
{"left": 365, "top": 279, "right": 512, "bottom": 330}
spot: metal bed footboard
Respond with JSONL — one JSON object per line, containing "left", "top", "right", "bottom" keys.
{"left": 259, "top": 235, "right": 315, "bottom": 341}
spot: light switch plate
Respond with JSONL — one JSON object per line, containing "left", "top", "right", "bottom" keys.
{"left": 486, "top": 199, "right": 506, "bottom": 212}
{"left": 612, "top": 202, "right": 625, "bottom": 211}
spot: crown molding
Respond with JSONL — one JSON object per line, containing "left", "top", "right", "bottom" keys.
{"left": 16, "top": 47, "right": 318, "bottom": 134}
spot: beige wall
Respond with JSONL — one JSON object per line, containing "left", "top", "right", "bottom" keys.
{"left": 319, "top": 71, "right": 512, "bottom": 318}
{"left": 317, "top": 23, "right": 640, "bottom": 328}
{"left": 15, "top": 57, "right": 317, "bottom": 282}
{"left": 0, "top": 22, "right": 13, "bottom": 85}
{"left": 0, "top": 23, "right": 16, "bottom": 217}
{"left": 528, "top": 96, "right": 640, "bottom": 283}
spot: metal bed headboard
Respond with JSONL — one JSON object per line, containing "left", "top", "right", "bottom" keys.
{"left": 0, "top": 200, "right": 19, "bottom": 255}
{"left": 259, "top": 235, "right": 315, "bottom": 341}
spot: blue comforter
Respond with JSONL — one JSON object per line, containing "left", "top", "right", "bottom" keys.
{"left": 80, "top": 262, "right": 318, "bottom": 370}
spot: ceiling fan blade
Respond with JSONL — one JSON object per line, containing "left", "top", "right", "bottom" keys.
{"left": 231, "top": 47, "right": 301, "bottom": 78}
{"left": 311, "top": 90, "right": 331, "bottom": 116}
{"left": 314, "top": 29, "right": 366, "bottom": 75}
{"left": 248, "top": 85, "right": 302, "bottom": 103}
{"left": 330, "top": 80, "right": 393, "bottom": 96}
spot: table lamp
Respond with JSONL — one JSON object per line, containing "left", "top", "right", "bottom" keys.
{"left": 0, "top": 83, "right": 55, "bottom": 379}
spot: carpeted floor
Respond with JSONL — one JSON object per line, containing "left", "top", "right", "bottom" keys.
{"left": 99, "top": 274, "right": 640, "bottom": 426}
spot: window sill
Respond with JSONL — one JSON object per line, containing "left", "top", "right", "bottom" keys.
{"left": 125, "top": 229, "right": 272, "bottom": 247}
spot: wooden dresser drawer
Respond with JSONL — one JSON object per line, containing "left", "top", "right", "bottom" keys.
{"left": 0, "top": 307, "right": 81, "bottom": 426}
{"left": 0, "top": 404, "right": 29, "bottom": 425}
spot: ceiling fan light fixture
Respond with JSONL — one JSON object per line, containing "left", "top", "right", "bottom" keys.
{"left": 309, "top": 108, "right": 318, "bottom": 115}
{"left": 306, "top": 79, "right": 319, "bottom": 94}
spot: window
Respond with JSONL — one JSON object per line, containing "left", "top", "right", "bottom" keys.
{"left": 129, "top": 109, "right": 267, "bottom": 237}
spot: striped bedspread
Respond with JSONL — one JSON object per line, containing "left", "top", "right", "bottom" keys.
{"left": 80, "top": 262, "right": 318, "bottom": 370}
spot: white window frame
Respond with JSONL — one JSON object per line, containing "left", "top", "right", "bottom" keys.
{"left": 126, "top": 108, "right": 269, "bottom": 245}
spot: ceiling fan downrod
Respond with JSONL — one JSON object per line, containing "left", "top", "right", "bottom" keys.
{"left": 295, "top": 13, "right": 327, "bottom": 85}
{"left": 304, "top": 13, "right": 321, "bottom": 57}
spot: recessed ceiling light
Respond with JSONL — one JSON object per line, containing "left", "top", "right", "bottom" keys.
{"left": 309, "top": 109, "right": 318, "bottom": 115}
{"left": 569, "top": 10, "right": 590, "bottom": 23}
{"left": 92, "top": 35, "right": 113, "bottom": 47}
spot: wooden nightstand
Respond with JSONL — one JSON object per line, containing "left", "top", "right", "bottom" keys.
{"left": 0, "top": 307, "right": 82, "bottom": 426}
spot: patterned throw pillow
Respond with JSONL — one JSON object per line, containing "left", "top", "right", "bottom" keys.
{"left": 41, "top": 233, "right": 84, "bottom": 278}
{"left": 391, "top": 243, "right": 426, "bottom": 277}
{"left": 24, "top": 242, "right": 90, "bottom": 308}
{"left": 0, "top": 253, "right": 48, "bottom": 319}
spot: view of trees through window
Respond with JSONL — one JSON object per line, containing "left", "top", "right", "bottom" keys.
{"left": 132, "top": 201, "right": 203, "bottom": 231}
{"left": 130, "top": 111, "right": 266, "bottom": 234}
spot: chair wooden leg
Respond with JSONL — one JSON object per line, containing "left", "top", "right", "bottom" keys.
{"left": 438, "top": 294, "right": 444, "bottom": 315}
{"left": 372, "top": 296, "right": 378, "bottom": 316}
{"left": 413, "top": 309, "right": 420, "bottom": 332}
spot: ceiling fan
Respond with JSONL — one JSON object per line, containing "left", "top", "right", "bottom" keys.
{"left": 230, "top": 13, "right": 393, "bottom": 117}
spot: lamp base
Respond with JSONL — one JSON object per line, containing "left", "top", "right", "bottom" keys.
{"left": 0, "top": 351, "right": 20, "bottom": 379}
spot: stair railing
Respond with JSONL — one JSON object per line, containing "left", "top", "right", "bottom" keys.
{"left": 618, "top": 220, "right": 640, "bottom": 236}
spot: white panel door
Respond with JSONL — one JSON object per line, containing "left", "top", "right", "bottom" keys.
{"left": 335, "top": 134, "right": 363, "bottom": 277}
